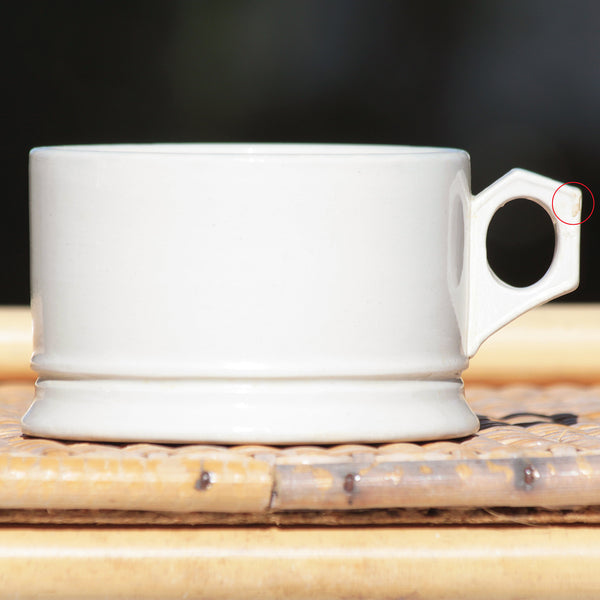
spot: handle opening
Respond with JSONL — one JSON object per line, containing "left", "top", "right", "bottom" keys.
{"left": 486, "top": 197, "right": 556, "bottom": 288}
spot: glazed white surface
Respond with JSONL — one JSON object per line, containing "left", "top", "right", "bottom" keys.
{"left": 30, "top": 145, "right": 469, "bottom": 380}
{"left": 24, "top": 378, "right": 478, "bottom": 444}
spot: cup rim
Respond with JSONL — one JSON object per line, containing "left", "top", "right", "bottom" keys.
{"left": 30, "top": 143, "right": 468, "bottom": 158}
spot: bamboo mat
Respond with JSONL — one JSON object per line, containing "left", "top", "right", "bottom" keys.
{"left": 1, "top": 382, "right": 600, "bottom": 525}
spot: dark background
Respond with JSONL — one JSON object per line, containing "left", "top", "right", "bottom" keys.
{"left": 2, "top": 0, "right": 598, "bottom": 304}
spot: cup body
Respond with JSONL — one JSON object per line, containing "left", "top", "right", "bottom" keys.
{"left": 30, "top": 144, "right": 469, "bottom": 381}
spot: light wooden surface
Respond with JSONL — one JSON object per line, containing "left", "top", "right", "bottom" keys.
{"left": 4, "top": 304, "right": 599, "bottom": 383}
{"left": 465, "top": 303, "right": 600, "bottom": 383}
{"left": 0, "top": 526, "right": 598, "bottom": 600}
{"left": 0, "top": 307, "right": 32, "bottom": 380}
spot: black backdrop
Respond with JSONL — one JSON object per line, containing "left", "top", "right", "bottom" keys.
{"left": 2, "top": 0, "right": 598, "bottom": 304}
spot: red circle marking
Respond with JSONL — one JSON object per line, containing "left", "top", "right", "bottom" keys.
{"left": 551, "top": 182, "right": 594, "bottom": 225}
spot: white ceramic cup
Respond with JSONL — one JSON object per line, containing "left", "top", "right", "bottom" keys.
{"left": 22, "top": 144, "right": 581, "bottom": 443}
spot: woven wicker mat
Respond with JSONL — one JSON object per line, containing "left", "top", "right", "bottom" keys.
{"left": 2, "top": 382, "right": 600, "bottom": 526}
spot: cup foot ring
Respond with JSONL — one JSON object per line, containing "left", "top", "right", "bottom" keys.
{"left": 22, "top": 378, "right": 480, "bottom": 444}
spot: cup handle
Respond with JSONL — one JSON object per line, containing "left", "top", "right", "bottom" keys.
{"left": 466, "top": 168, "right": 581, "bottom": 357}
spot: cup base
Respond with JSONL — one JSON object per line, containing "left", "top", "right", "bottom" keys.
{"left": 21, "top": 377, "right": 479, "bottom": 444}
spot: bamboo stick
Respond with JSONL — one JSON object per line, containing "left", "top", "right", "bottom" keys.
{"left": 0, "top": 526, "right": 598, "bottom": 599}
